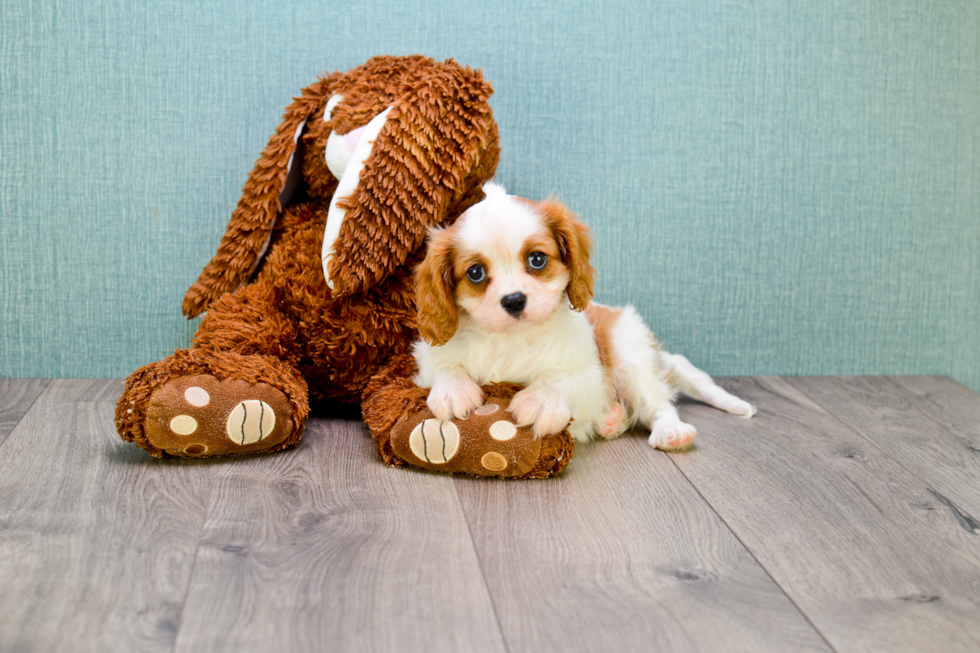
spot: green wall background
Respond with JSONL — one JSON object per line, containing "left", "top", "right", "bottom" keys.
{"left": 2, "top": 0, "right": 978, "bottom": 389}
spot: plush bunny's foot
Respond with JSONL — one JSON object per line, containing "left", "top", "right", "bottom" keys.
{"left": 389, "top": 398, "right": 572, "bottom": 478}
{"left": 117, "top": 349, "right": 309, "bottom": 458}
{"left": 143, "top": 375, "right": 294, "bottom": 457}
{"left": 362, "top": 355, "right": 574, "bottom": 478}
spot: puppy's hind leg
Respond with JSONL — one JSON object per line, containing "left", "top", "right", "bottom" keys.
{"left": 647, "top": 404, "right": 698, "bottom": 451}
{"left": 660, "top": 352, "right": 756, "bottom": 418}
{"left": 619, "top": 360, "right": 697, "bottom": 451}
{"left": 622, "top": 376, "right": 697, "bottom": 451}
{"left": 607, "top": 307, "right": 697, "bottom": 450}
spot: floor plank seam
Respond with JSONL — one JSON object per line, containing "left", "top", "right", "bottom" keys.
{"left": 451, "top": 481, "right": 513, "bottom": 653}
{"left": 0, "top": 379, "right": 53, "bottom": 438}
{"left": 170, "top": 486, "right": 216, "bottom": 653}
{"left": 0, "top": 379, "right": 53, "bottom": 450}
{"left": 786, "top": 378, "right": 967, "bottom": 514}
{"left": 664, "top": 452, "right": 840, "bottom": 653}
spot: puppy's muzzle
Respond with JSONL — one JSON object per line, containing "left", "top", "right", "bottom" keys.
{"left": 501, "top": 292, "right": 527, "bottom": 317}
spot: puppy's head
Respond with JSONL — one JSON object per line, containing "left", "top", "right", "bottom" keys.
{"left": 416, "top": 182, "right": 595, "bottom": 345}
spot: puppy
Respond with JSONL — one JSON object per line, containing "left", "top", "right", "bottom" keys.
{"left": 412, "top": 182, "right": 756, "bottom": 450}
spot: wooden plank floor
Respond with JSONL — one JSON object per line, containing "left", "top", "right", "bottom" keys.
{"left": 0, "top": 376, "right": 978, "bottom": 652}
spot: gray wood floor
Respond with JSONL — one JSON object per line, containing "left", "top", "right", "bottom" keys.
{"left": 1, "top": 376, "right": 979, "bottom": 652}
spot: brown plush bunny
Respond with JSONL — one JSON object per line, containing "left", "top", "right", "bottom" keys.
{"left": 115, "top": 55, "right": 574, "bottom": 477}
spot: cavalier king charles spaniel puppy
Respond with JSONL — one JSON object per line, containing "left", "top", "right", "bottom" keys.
{"left": 412, "top": 182, "right": 756, "bottom": 450}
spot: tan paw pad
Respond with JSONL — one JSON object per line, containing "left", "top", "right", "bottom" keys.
{"left": 169, "top": 415, "right": 198, "bottom": 435}
{"left": 474, "top": 403, "right": 499, "bottom": 415}
{"left": 481, "top": 452, "right": 508, "bottom": 472}
{"left": 489, "top": 420, "right": 517, "bottom": 441}
{"left": 409, "top": 419, "right": 460, "bottom": 464}
{"left": 184, "top": 386, "right": 210, "bottom": 407}
{"left": 226, "top": 400, "right": 276, "bottom": 445}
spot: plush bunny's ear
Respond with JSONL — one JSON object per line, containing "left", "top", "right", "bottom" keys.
{"left": 322, "top": 64, "right": 498, "bottom": 298}
{"left": 182, "top": 76, "right": 338, "bottom": 318}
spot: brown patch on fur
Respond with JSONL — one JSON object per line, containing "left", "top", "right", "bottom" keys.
{"left": 415, "top": 225, "right": 460, "bottom": 346}
{"left": 531, "top": 199, "right": 595, "bottom": 310}
{"left": 453, "top": 251, "right": 491, "bottom": 307}
{"left": 585, "top": 303, "right": 623, "bottom": 375}
{"left": 519, "top": 234, "right": 566, "bottom": 283}
{"left": 520, "top": 234, "right": 561, "bottom": 262}
{"left": 453, "top": 251, "right": 491, "bottom": 286}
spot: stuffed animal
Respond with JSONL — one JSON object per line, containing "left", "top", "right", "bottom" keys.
{"left": 115, "top": 55, "right": 575, "bottom": 478}
{"left": 362, "top": 354, "right": 574, "bottom": 478}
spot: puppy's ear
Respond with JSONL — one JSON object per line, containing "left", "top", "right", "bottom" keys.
{"left": 540, "top": 200, "right": 595, "bottom": 311}
{"left": 415, "top": 227, "right": 459, "bottom": 346}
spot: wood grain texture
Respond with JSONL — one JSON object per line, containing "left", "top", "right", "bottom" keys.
{"left": 0, "top": 378, "right": 50, "bottom": 445}
{"left": 453, "top": 437, "right": 831, "bottom": 652}
{"left": 0, "top": 379, "right": 215, "bottom": 653}
{"left": 786, "top": 376, "right": 980, "bottom": 518}
{"left": 6, "top": 375, "right": 980, "bottom": 652}
{"left": 672, "top": 377, "right": 980, "bottom": 653}
{"left": 174, "top": 418, "right": 506, "bottom": 653}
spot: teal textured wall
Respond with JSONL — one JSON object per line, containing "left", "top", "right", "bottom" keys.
{"left": 2, "top": 1, "right": 978, "bottom": 389}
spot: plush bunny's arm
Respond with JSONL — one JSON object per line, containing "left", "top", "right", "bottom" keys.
{"left": 182, "top": 76, "right": 338, "bottom": 318}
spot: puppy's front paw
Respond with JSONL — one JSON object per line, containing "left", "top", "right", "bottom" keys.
{"left": 508, "top": 388, "right": 571, "bottom": 438}
{"left": 649, "top": 418, "right": 697, "bottom": 451}
{"left": 427, "top": 378, "right": 484, "bottom": 421}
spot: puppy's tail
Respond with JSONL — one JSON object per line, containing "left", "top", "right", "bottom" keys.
{"left": 658, "top": 351, "right": 757, "bottom": 418}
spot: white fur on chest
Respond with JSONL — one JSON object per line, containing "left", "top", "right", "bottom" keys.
{"left": 414, "top": 306, "right": 612, "bottom": 440}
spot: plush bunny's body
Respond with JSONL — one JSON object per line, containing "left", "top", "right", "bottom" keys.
{"left": 116, "top": 56, "right": 502, "bottom": 458}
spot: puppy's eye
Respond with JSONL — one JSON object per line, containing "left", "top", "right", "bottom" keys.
{"left": 527, "top": 251, "right": 548, "bottom": 271}
{"left": 466, "top": 264, "right": 487, "bottom": 283}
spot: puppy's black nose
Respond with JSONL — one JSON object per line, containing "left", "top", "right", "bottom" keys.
{"left": 501, "top": 292, "right": 527, "bottom": 317}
